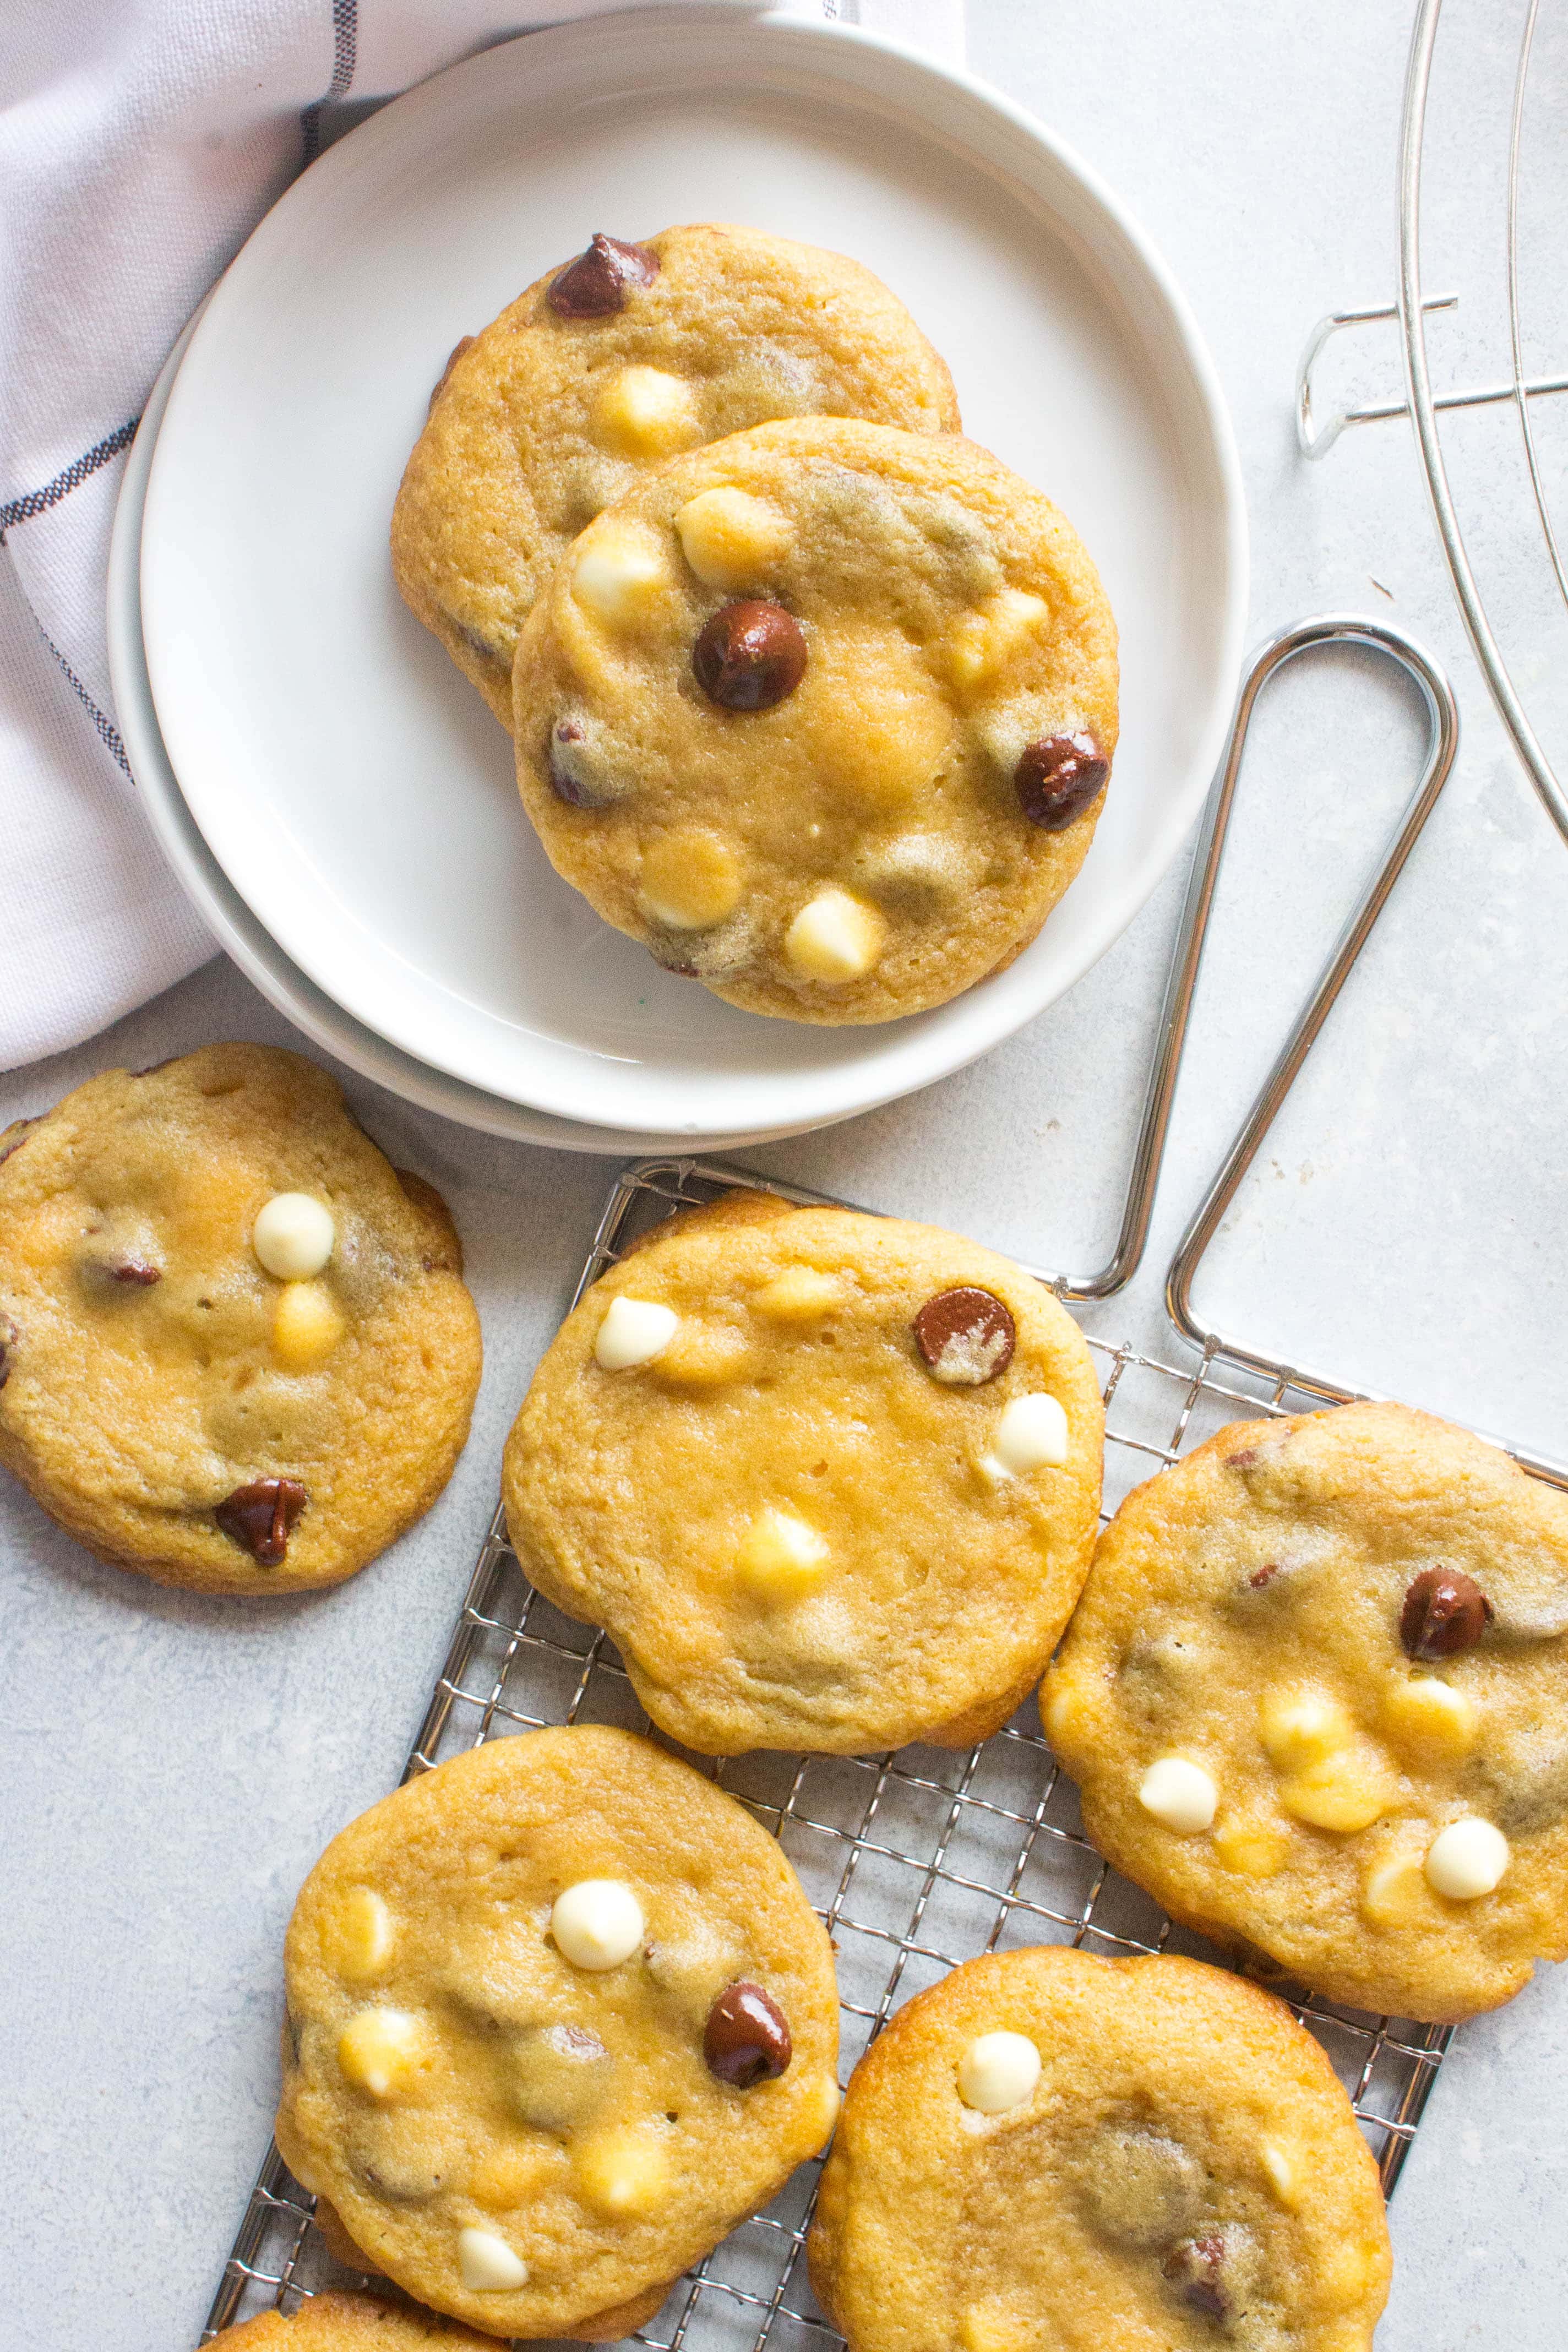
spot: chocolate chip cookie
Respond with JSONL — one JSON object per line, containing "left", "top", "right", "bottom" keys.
{"left": 808, "top": 1947, "right": 1391, "bottom": 2352}
{"left": 391, "top": 224, "right": 960, "bottom": 727}
{"left": 510, "top": 416, "right": 1118, "bottom": 1023}
{"left": 274, "top": 1724, "right": 840, "bottom": 2339}
{"left": 1043, "top": 1401, "right": 1568, "bottom": 2020}
{"left": 209, "top": 2291, "right": 494, "bottom": 2348}
{"left": 502, "top": 1191, "right": 1104, "bottom": 1755}
{"left": 0, "top": 1044, "right": 481, "bottom": 1595}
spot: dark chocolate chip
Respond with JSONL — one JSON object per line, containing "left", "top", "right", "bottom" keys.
{"left": 215, "top": 1476, "right": 308, "bottom": 1566}
{"left": 1248, "top": 1562, "right": 1280, "bottom": 1589}
{"left": 429, "top": 334, "right": 476, "bottom": 411}
{"left": 693, "top": 601, "right": 807, "bottom": 711}
{"left": 912, "top": 1286, "right": 1016, "bottom": 1386}
{"left": 1227, "top": 1447, "right": 1259, "bottom": 1471}
{"left": 704, "top": 1981, "right": 792, "bottom": 2088}
{"left": 1162, "top": 2234, "right": 1229, "bottom": 2322}
{"left": 1401, "top": 1566, "right": 1493, "bottom": 1660}
{"left": 110, "top": 1260, "right": 162, "bottom": 1287}
{"left": 1014, "top": 732, "right": 1110, "bottom": 831}
{"left": 547, "top": 233, "right": 660, "bottom": 320}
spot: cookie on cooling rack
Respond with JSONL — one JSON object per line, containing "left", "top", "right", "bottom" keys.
{"left": 0, "top": 1044, "right": 481, "bottom": 1596}
{"left": 510, "top": 415, "right": 1118, "bottom": 1023}
{"left": 1042, "top": 1399, "right": 1568, "bottom": 2021}
{"left": 808, "top": 1946, "right": 1391, "bottom": 2352}
{"left": 502, "top": 1190, "right": 1104, "bottom": 1755}
{"left": 209, "top": 2290, "right": 495, "bottom": 2347}
{"left": 392, "top": 223, "right": 960, "bottom": 726}
{"left": 274, "top": 1723, "right": 840, "bottom": 2340}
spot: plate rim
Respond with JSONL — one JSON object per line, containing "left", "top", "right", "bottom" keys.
{"left": 139, "top": 1, "right": 1249, "bottom": 1136}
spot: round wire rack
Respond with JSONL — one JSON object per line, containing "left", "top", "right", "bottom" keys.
{"left": 1297, "top": 0, "right": 1568, "bottom": 848}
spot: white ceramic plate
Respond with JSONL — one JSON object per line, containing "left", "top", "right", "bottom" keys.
{"left": 140, "top": 4, "right": 1246, "bottom": 1138}
{"left": 110, "top": 310, "right": 825, "bottom": 1155}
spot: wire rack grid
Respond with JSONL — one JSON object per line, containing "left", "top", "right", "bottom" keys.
{"left": 206, "top": 1156, "right": 1452, "bottom": 2349}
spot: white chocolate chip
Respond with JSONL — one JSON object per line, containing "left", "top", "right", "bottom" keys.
{"left": 946, "top": 588, "right": 1050, "bottom": 694}
{"left": 573, "top": 2130, "right": 671, "bottom": 2218}
{"left": 572, "top": 526, "right": 671, "bottom": 631}
{"left": 252, "top": 1193, "right": 336, "bottom": 1281}
{"left": 638, "top": 831, "right": 743, "bottom": 930}
{"left": 1424, "top": 1817, "right": 1510, "bottom": 1900}
{"left": 1138, "top": 1757, "right": 1217, "bottom": 1834}
{"left": 326, "top": 1887, "right": 395, "bottom": 1981}
{"left": 738, "top": 1506, "right": 829, "bottom": 1602}
{"left": 458, "top": 2225, "right": 529, "bottom": 2291}
{"left": 982, "top": 1393, "right": 1069, "bottom": 1482}
{"left": 783, "top": 889, "right": 886, "bottom": 983}
{"left": 1259, "top": 1686, "right": 1353, "bottom": 1771}
{"left": 550, "top": 1879, "right": 645, "bottom": 1970}
{"left": 674, "top": 487, "right": 793, "bottom": 590}
{"left": 336, "top": 2007, "right": 423, "bottom": 2100}
{"left": 271, "top": 1280, "right": 345, "bottom": 1369}
{"left": 591, "top": 365, "right": 699, "bottom": 457}
{"left": 1381, "top": 1675, "right": 1478, "bottom": 1758}
{"left": 594, "top": 1296, "right": 678, "bottom": 1370}
{"left": 956, "top": 2030, "right": 1041, "bottom": 2114}
{"left": 1259, "top": 2139, "right": 1299, "bottom": 2208}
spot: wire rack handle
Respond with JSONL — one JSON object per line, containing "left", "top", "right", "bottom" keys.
{"left": 1163, "top": 612, "right": 1459, "bottom": 1391}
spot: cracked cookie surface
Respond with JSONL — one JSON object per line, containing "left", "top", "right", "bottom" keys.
{"left": 502, "top": 1192, "right": 1104, "bottom": 1755}
{"left": 1043, "top": 1400, "right": 1568, "bottom": 2019}
{"left": 808, "top": 1947, "right": 1391, "bottom": 2352}
{"left": 274, "top": 1725, "right": 839, "bottom": 2339}
{"left": 511, "top": 416, "right": 1117, "bottom": 1023}
{"left": 391, "top": 223, "right": 959, "bottom": 727}
{"left": 0, "top": 1043, "right": 480, "bottom": 1594}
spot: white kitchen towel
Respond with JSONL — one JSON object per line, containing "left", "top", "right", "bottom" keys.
{"left": 0, "top": 0, "right": 964, "bottom": 1074}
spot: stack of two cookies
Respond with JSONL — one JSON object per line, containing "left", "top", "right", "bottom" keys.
{"left": 391, "top": 224, "right": 1119, "bottom": 1026}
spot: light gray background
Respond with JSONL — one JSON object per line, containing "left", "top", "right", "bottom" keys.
{"left": 5, "top": 2, "right": 1566, "bottom": 2344}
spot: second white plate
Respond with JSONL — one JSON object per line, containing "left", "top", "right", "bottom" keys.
{"left": 140, "top": 5, "right": 1246, "bottom": 1137}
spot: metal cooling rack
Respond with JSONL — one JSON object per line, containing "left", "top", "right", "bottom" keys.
{"left": 204, "top": 1158, "right": 1455, "bottom": 2351}
{"left": 1297, "top": 0, "right": 1568, "bottom": 851}
{"left": 206, "top": 617, "right": 1499, "bottom": 2343}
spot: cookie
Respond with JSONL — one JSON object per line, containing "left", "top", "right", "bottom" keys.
{"left": 502, "top": 1192, "right": 1104, "bottom": 1754}
{"left": 391, "top": 224, "right": 959, "bottom": 726}
{"left": 0, "top": 1044, "right": 481, "bottom": 1595}
{"left": 808, "top": 1947, "right": 1391, "bottom": 2352}
{"left": 209, "top": 2291, "right": 494, "bottom": 2348}
{"left": 1043, "top": 1401, "right": 1568, "bottom": 2021}
{"left": 510, "top": 415, "right": 1118, "bottom": 1023}
{"left": 274, "top": 1724, "right": 840, "bottom": 2339}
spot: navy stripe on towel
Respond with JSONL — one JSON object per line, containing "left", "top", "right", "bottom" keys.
{"left": 301, "top": 0, "right": 360, "bottom": 166}
{"left": 0, "top": 418, "right": 140, "bottom": 539}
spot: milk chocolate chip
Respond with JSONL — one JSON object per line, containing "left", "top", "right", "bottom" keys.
{"left": 429, "top": 335, "right": 476, "bottom": 411}
{"left": 547, "top": 715, "right": 629, "bottom": 809}
{"left": 693, "top": 601, "right": 807, "bottom": 711}
{"left": 1401, "top": 1566, "right": 1493, "bottom": 1660}
{"left": 1162, "top": 2235, "right": 1229, "bottom": 2321}
{"left": 216, "top": 1476, "right": 308, "bottom": 1566}
{"left": 548, "top": 233, "right": 659, "bottom": 319}
{"left": 912, "top": 1287, "right": 1016, "bottom": 1386}
{"left": 110, "top": 1260, "right": 162, "bottom": 1287}
{"left": 1015, "top": 732, "right": 1109, "bottom": 831}
{"left": 704, "top": 1981, "right": 792, "bottom": 2087}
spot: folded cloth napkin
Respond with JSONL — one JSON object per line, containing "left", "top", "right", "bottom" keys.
{"left": 0, "top": 0, "right": 964, "bottom": 1075}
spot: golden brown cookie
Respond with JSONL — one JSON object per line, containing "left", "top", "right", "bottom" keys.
{"left": 0, "top": 1044, "right": 481, "bottom": 1594}
{"left": 391, "top": 223, "right": 960, "bottom": 726}
{"left": 511, "top": 416, "right": 1118, "bottom": 1023}
{"left": 808, "top": 1947, "right": 1391, "bottom": 2352}
{"left": 274, "top": 1725, "right": 840, "bottom": 2339}
{"left": 503, "top": 1194, "right": 1104, "bottom": 1755}
{"left": 209, "top": 2289, "right": 494, "bottom": 2348}
{"left": 1043, "top": 1401, "right": 1568, "bottom": 2021}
